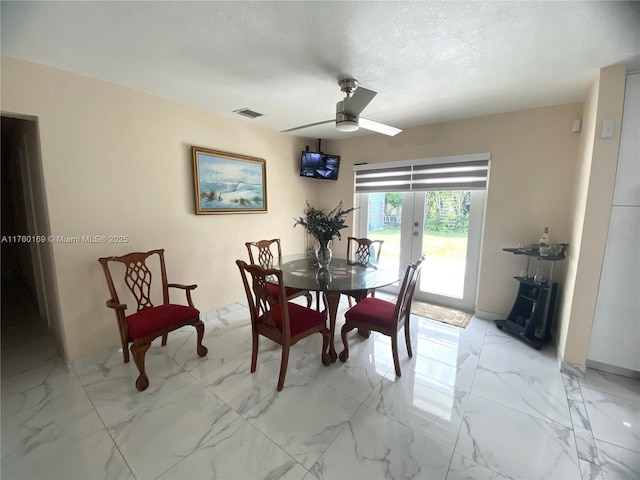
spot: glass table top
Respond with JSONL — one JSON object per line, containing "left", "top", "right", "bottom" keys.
{"left": 273, "top": 253, "right": 403, "bottom": 293}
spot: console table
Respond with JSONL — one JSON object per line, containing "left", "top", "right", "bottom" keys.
{"left": 494, "top": 244, "right": 568, "bottom": 349}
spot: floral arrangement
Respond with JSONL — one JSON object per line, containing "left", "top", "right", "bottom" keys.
{"left": 293, "top": 201, "right": 358, "bottom": 246}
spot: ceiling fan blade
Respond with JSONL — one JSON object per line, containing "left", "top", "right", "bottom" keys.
{"left": 281, "top": 119, "right": 333, "bottom": 133}
{"left": 359, "top": 117, "right": 402, "bottom": 136}
{"left": 344, "top": 87, "right": 377, "bottom": 117}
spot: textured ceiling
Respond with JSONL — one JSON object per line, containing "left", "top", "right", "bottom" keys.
{"left": 2, "top": 1, "right": 639, "bottom": 140}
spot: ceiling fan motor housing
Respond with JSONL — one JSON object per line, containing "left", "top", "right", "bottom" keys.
{"left": 336, "top": 100, "right": 359, "bottom": 132}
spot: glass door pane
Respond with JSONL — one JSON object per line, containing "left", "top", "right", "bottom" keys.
{"left": 356, "top": 190, "right": 484, "bottom": 311}
{"left": 358, "top": 192, "right": 403, "bottom": 273}
{"left": 419, "top": 191, "right": 469, "bottom": 299}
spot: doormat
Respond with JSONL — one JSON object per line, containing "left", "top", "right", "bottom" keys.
{"left": 410, "top": 301, "right": 472, "bottom": 328}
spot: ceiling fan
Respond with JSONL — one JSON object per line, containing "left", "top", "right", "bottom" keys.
{"left": 282, "top": 78, "right": 402, "bottom": 137}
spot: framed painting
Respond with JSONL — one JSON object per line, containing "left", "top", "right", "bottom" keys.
{"left": 192, "top": 147, "right": 267, "bottom": 214}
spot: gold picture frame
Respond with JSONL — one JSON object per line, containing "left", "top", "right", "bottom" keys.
{"left": 192, "top": 146, "right": 267, "bottom": 215}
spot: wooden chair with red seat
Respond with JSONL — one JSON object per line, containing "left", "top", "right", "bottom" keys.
{"left": 245, "top": 238, "right": 312, "bottom": 308}
{"left": 236, "top": 259, "right": 331, "bottom": 391}
{"left": 339, "top": 255, "right": 424, "bottom": 377}
{"left": 345, "top": 236, "right": 384, "bottom": 307}
{"left": 98, "top": 249, "right": 207, "bottom": 391}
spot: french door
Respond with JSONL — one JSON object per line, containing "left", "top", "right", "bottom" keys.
{"left": 356, "top": 190, "right": 485, "bottom": 311}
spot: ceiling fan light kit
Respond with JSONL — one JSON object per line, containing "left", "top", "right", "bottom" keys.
{"left": 282, "top": 78, "right": 402, "bottom": 137}
{"left": 336, "top": 111, "right": 359, "bottom": 132}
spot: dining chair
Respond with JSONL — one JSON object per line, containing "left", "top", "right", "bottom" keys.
{"left": 245, "top": 238, "right": 313, "bottom": 308}
{"left": 345, "top": 236, "right": 384, "bottom": 306}
{"left": 98, "top": 249, "right": 207, "bottom": 391}
{"left": 339, "top": 255, "right": 424, "bottom": 377}
{"left": 236, "top": 259, "right": 331, "bottom": 391}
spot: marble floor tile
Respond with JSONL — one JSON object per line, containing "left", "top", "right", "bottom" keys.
{"left": 1, "top": 388, "right": 105, "bottom": 473}
{"left": 445, "top": 452, "right": 511, "bottom": 480}
{"left": 244, "top": 372, "right": 361, "bottom": 469}
{"left": 108, "top": 380, "right": 239, "bottom": 479}
{"left": 302, "top": 341, "right": 393, "bottom": 402}
{"left": 363, "top": 367, "right": 471, "bottom": 450}
{"left": 574, "top": 425, "right": 600, "bottom": 464}
{"left": 1, "top": 358, "right": 81, "bottom": 418}
{"left": 595, "top": 438, "right": 640, "bottom": 480}
{"left": 581, "top": 386, "right": 640, "bottom": 452}
{"left": 580, "top": 460, "right": 604, "bottom": 480}
{"left": 455, "top": 394, "right": 581, "bottom": 480}
{"left": 4, "top": 291, "right": 639, "bottom": 480}
{"left": 200, "top": 349, "right": 299, "bottom": 415}
{"left": 161, "top": 325, "right": 252, "bottom": 377}
{"left": 471, "top": 356, "right": 572, "bottom": 427}
{"left": 481, "top": 327, "right": 562, "bottom": 380}
{"left": 158, "top": 417, "right": 307, "bottom": 480}
{"left": 580, "top": 369, "right": 640, "bottom": 402}
{"left": 310, "top": 404, "right": 452, "bottom": 480}
{"left": 1, "top": 429, "right": 134, "bottom": 480}
{"left": 1, "top": 334, "right": 63, "bottom": 378}
{"left": 82, "top": 349, "right": 195, "bottom": 426}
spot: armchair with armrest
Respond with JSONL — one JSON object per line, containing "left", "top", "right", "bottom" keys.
{"left": 98, "top": 249, "right": 207, "bottom": 391}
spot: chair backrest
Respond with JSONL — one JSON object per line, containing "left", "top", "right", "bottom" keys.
{"left": 245, "top": 238, "right": 283, "bottom": 268}
{"left": 346, "top": 237, "right": 383, "bottom": 267}
{"left": 393, "top": 255, "right": 425, "bottom": 328}
{"left": 98, "top": 249, "right": 169, "bottom": 312}
{"left": 235, "top": 259, "right": 291, "bottom": 337}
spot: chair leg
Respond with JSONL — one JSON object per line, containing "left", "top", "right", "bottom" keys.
{"left": 250, "top": 329, "right": 259, "bottom": 373}
{"left": 321, "top": 329, "right": 331, "bottom": 366}
{"left": 339, "top": 323, "right": 356, "bottom": 362}
{"left": 131, "top": 341, "right": 151, "bottom": 391}
{"left": 161, "top": 333, "right": 168, "bottom": 346}
{"left": 277, "top": 344, "right": 290, "bottom": 391}
{"left": 117, "top": 326, "right": 130, "bottom": 363}
{"left": 305, "top": 292, "right": 313, "bottom": 308}
{"left": 404, "top": 322, "right": 413, "bottom": 358}
{"left": 391, "top": 334, "right": 402, "bottom": 377}
{"left": 348, "top": 296, "right": 353, "bottom": 307}
{"left": 194, "top": 320, "right": 208, "bottom": 357}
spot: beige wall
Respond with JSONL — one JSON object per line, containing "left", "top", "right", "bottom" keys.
{"left": 330, "top": 104, "right": 582, "bottom": 316}
{"left": 556, "top": 65, "right": 626, "bottom": 367}
{"left": 1, "top": 56, "right": 319, "bottom": 360}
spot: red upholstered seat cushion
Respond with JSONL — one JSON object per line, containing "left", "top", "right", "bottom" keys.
{"left": 344, "top": 297, "right": 396, "bottom": 328}
{"left": 267, "top": 283, "right": 305, "bottom": 300}
{"left": 126, "top": 304, "right": 200, "bottom": 339}
{"left": 258, "top": 302, "right": 325, "bottom": 336}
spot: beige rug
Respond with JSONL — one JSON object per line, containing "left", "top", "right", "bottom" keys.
{"left": 410, "top": 301, "right": 472, "bottom": 328}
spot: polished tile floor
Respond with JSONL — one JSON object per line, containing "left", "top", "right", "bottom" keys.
{"left": 2, "top": 288, "right": 639, "bottom": 480}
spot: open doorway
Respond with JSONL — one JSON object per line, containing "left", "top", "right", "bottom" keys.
{"left": 1, "top": 115, "right": 64, "bottom": 366}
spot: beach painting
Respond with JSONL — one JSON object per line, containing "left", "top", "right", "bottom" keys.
{"left": 192, "top": 147, "right": 267, "bottom": 214}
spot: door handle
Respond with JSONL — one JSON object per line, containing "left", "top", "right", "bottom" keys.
{"left": 413, "top": 231, "right": 419, "bottom": 236}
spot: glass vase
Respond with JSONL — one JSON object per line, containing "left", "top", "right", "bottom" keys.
{"left": 315, "top": 239, "right": 332, "bottom": 267}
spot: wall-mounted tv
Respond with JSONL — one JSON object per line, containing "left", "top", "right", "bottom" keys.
{"left": 300, "top": 151, "right": 340, "bottom": 180}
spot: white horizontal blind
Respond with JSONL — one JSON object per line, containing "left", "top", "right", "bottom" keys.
{"left": 354, "top": 153, "right": 490, "bottom": 193}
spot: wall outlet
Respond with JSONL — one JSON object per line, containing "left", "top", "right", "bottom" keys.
{"left": 602, "top": 118, "right": 614, "bottom": 138}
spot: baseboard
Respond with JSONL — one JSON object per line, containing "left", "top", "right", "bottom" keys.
{"left": 586, "top": 359, "right": 640, "bottom": 379}
{"left": 474, "top": 309, "right": 503, "bottom": 322}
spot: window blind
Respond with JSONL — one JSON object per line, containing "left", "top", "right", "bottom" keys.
{"left": 354, "top": 154, "right": 490, "bottom": 193}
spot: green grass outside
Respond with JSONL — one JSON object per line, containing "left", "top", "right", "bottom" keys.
{"left": 370, "top": 227, "right": 468, "bottom": 259}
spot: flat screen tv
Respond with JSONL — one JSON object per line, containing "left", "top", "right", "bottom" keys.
{"left": 300, "top": 151, "right": 340, "bottom": 180}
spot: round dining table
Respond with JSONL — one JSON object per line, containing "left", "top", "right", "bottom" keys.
{"left": 276, "top": 253, "right": 403, "bottom": 362}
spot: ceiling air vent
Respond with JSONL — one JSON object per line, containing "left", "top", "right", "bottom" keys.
{"left": 233, "top": 108, "right": 263, "bottom": 119}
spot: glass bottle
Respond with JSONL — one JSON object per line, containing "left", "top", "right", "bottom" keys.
{"left": 539, "top": 227, "right": 550, "bottom": 245}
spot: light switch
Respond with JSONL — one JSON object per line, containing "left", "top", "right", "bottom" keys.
{"left": 602, "top": 118, "right": 614, "bottom": 138}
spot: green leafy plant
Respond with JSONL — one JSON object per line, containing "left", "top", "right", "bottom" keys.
{"left": 293, "top": 201, "right": 358, "bottom": 245}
